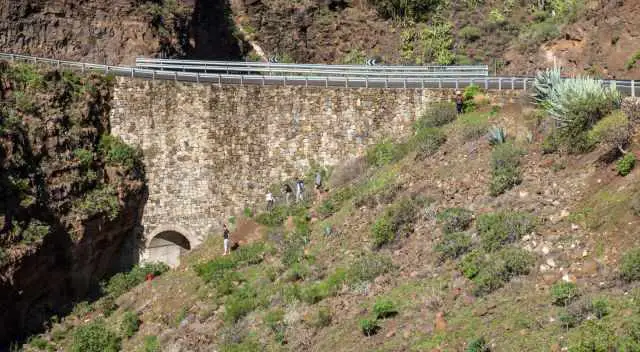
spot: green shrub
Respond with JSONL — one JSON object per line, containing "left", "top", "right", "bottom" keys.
{"left": 625, "top": 50, "right": 640, "bottom": 70}
{"left": 73, "top": 148, "right": 95, "bottom": 168}
{"left": 311, "top": 307, "right": 332, "bottom": 328}
{"left": 370, "top": 197, "right": 421, "bottom": 248}
{"left": 411, "top": 127, "right": 446, "bottom": 159}
{"left": 542, "top": 133, "right": 560, "bottom": 154}
{"left": 71, "top": 320, "right": 121, "bottom": 352}
{"left": 591, "top": 298, "right": 609, "bottom": 319}
{"left": 194, "top": 243, "right": 264, "bottom": 283}
{"left": 72, "top": 186, "right": 121, "bottom": 221}
{"left": 567, "top": 320, "right": 616, "bottom": 352}
{"left": 366, "top": 139, "right": 406, "bottom": 167}
{"left": 489, "top": 143, "right": 523, "bottom": 196}
{"left": 588, "top": 110, "right": 630, "bottom": 152}
{"left": 437, "top": 208, "right": 473, "bottom": 234}
{"left": 16, "top": 220, "right": 50, "bottom": 245}
{"left": 347, "top": 253, "right": 394, "bottom": 284}
{"left": 101, "top": 262, "right": 169, "bottom": 298}
{"left": 367, "top": 0, "right": 441, "bottom": 21}
{"left": 621, "top": 248, "right": 640, "bottom": 282}
{"left": 341, "top": 49, "right": 367, "bottom": 65}
{"left": 142, "top": 336, "right": 160, "bottom": 352}
{"left": 415, "top": 102, "right": 458, "bottom": 129}
{"left": 459, "top": 26, "right": 482, "bottom": 42}
{"left": 224, "top": 286, "right": 264, "bottom": 323}
{"left": 487, "top": 126, "right": 506, "bottom": 145}
{"left": 28, "top": 337, "right": 50, "bottom": 350}
{"left": 255, "top": 205, "right": 289, "bottom": 226}
{"left": 477, "top": 211, "right": 535, "bottom": 252}
{"left": 359, "top": 318, "right": 380, "bottom": 336}
{"left": 121, "top": 310, "right": 141, "bottom": 338}
{"left": 435, "top": 232, "right": 472, "bottom": 261}
{"left": 264, "top": 309, "right": 286, "bottom": 344}
{"left": 373, "top": 299, "right": 398, "bottom": 319}
{"left": 460, "top": 249, "right": 483, "bottom": 279}
{"left": 463, "top": 84, "right": 481, "bottom": 113}
{"left": 466, "top": 337, "right": 490, "bottom": 352}
{"left": 473, "top": 247, "right": 534, "bottom": 296}
{"left": 300, "top": 269, "right": 347, "bottom": 304}
{"left": 98, "top": 134, "right": 143, "bottom": 174}
{"left": 551, "top": 282, "right": 580, "bottom": 306}
{"left": 617, "top": 153, "right": 636, "bottom": 176}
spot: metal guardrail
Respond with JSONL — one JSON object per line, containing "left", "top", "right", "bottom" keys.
{"left": 0, "top": 53, "right": 637, "bottom": 96}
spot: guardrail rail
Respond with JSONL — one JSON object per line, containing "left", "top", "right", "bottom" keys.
{"left": 0, "top": 53, "right": 636, "bottom": 96}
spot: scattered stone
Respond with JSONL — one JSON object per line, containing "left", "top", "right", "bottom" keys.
{"left": 550, "top": 343, "right": 562, "bottom": 352}
{"left": 519, "top": 191, "right": 529, "bottom": 198}
{"left": 546, "top": 258, "right": 557, "bottom": 268}
{"left": 562, "top": 273, "right": 577, "bottom": 283}
{"left": 542, "top": 246, "right": 550, "bottom": 255}
{"left": 582, "top": 250, "right": 588, "bottom": 257}
{"left": 403, "top": 330, "right": 411, "bottom": 339}
{"left": 540, "top": 264, "right": 550, "bottom": 273}
{"left": 385, "top": 329, "right": 396, "bottom": 338}
{"left": 560, "top": 209, "right": 570, "bottom": 218}
{"left": 571, "top": 223, "right": 579, "bottom": 231}
{"left": 522, "top": 234, "right": 531, "bottom": 242}
{"left": 582, "top": 259, "right": 598, "bottom": 275}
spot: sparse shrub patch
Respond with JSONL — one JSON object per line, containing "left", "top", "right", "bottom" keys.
{"left": 370, "top": 197, "right": 421, "bottom": 248}
{"left": 366, "top": 139, "right": 406, "bottom": 167}
{"left": 551, "top": 282, "right": 580, "bottom": 306}
{"left": 70, "top": 319, "right": 121, "bottom": 352}
{"left": 473, "top": 247, "right": 534, "bottom": 296}
{"left": 373, "top": 298, "right": 398, "bottom": 319}
{"left": 121, "top": 310, "right": 141, "bottom": 338}
{"left": 411, "top": 127, "right": 446, "bottom": 159}
{"left": 437, "top": 207, "right": 473, "bottom": 234}
{"left": 489, "top": 143, "right": 524, "bottom": 196}
{"left": 617, "top": 153, "right": 636, "bottom": 176}
{"left": 142, "top": 336, "right": 160, "bottom": 352}
{"left": 415, "top": 102, "right": 457, "bottom": 129}
{"left": 466, "top": 336, "right": 490, "bottom": 352}
{"left": 347, "top": 253, "right": 394, "bottom": 284}
{"left": 621, "top": 248, "right": 640, "bottom": 282}
{"left": 359, "top": 318, "right": 380, "bottom": 336}
{"left": 102, "top": 262, "right": 169, "bottom": 298}
{"left": 477, "top": 211, "right": 535, "bottom": 251}
{"left": 435, "top": 232, "right": 472, "bottom": 261}
{"left": 311, "top": 307, "right": 332, "bottom": 328}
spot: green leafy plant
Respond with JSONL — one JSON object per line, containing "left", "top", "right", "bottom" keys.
{"left": 370, "top": 197, "right": 421, "bottom": 248}
{"left": 347, "top": 253, "right": 394, "bottom": 284}
{"left": 435, "top": 232, "right": 473, "bottom": 261}
{"left": 359, "top": 318, "right": 380, "bottom": 336}
{"left": 98, "top": 134, "right": 144, "bottom": 175}
{"left": 437, "top": 207, "right": 473, "bottom": 233}
{"left": 142, "top": 335, "right": 161, "bottom": 352}
{"left": 366, "top": 139, "right": 406, "bottom": 167}
{"left": 71, "top": 186, "right": 121, "bottom": 221}
{"left": 367, "top": 0, "right": 442, "bottom": 21}
{"left": 489, "top": 143, "right": 524, "bottom": 196}
{"left": 473, "top": 247, "right": 534, "bottom": 296}
{"left": 588, "top": 111, "right": 630, "bottom": 153}
{"left": 551, "top": 282, "right": 580, "bottom": 306}
{"left": 373, "top": 299, "right": 398, "bottom": 319}
{"left": 310, "top": 307, "right": 332, "bottom": 328}
{"left": 477, "top": 211, "right": 535, "bottom": 251}
{"left": 621, "top": 248, "right": 640, "bottom": 282}
{"left": 411, "top": 127, "right": 446, "bottom": 159}
{"left": 71, "top": 319, "right": 121, "bottom": 352}
{"left": 416, "top": 102, "right": 458, "bottom": 129}
{"left": 459, "top": 26, "right": 482, "bottom": 42}
{"left": 463, "top": 84, "right": 482, "bottom": 113}
{"left": 121, "top": 310, "right": 141, "bottom": 338}
{"left": 466, "top": 337, "right": 490, "bottom": 352}
{"left": 626, "top": 50, "right": 640, "bottom": 70}
{"left": 617, "top": 153, "right": 636, "bottom": 176}
{"left": 101, "top": 262, "right": 169, "bottom": 298}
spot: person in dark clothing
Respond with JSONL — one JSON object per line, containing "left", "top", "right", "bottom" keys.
{"left": 283, "top": 183, "right": 293, "bottom": 205}
{"left": 455, "top": 90, "right": 464, "bottom": 114}
{"left": 222, "top": 224, "right": 230, "bottom": 256}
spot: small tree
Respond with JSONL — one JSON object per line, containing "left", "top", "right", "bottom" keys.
{"left": 588, "top": 111, "right": 631, "bottom": 153}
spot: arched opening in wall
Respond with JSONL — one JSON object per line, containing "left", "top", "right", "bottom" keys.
{"left": 146, "top": 230, "right": 191, "bottom": 268}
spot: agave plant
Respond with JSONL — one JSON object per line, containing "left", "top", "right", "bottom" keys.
{"left": 532, "top": 67, "right": 561, "bottom": 106}
{"left": 487, "top": 126, "right": 507, "bottom": 145}
{"left": 545, "top": 76, "right": 621, "bottom": 123}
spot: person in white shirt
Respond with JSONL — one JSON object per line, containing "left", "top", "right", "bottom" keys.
{"left": 266, "top": 191, "right": 274, "bottom": 211}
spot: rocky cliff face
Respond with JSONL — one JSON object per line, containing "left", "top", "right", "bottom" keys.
{"left": 0, "top": 0, "right": 245, "bottom": 65}
{"left": 0, "top": 62, "right": 146, "bottom": 344}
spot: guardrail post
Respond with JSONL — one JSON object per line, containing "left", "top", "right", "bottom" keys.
{"left": 403, "top": 78, "right": 407, "bottom": 89}
{"left": 498, "top": 77, "right": 502, "bottom": 91}
{"left": 345, "top": 77, "right": 348, "bottom": 88}
{"left": 57, "top": 60, "right": 60, "bottom": 69}
{"left": 218, "top": 74, "right": 222, "bottom": 88}
{"left": 421, "top": 79, "right": 424, "bottom": 89}
{"left": 633, "top": 80, "right": 636, "bottom": 97}
{"left": 174, "top": 72, "right": 177, "bottom": 82}
{"left": 484, "top": 78, "right": 488, "bottom": 90}
{"left": 455, "top": 80, "right": 459, "bottom": 90}
{"left": 196, "top": 72, "right": 200, "bottom": 83}
{"left": 10, "top": 54, "right": 15, "bottom": 62}
{"left": 305, "top": 77, "right": 308, "bottom": 88}
{"left": 152, "top": 71, "right": 155, "bottom": 81}
{"left": 262, "top": 76, "right": 265, "bottom": 86}
{"left": 104, "top": 66, "right": 108, "bottom": 74}
{"left": 81, "top": 63, "right": 85, "bottom": 73}
{"left": 511, "top": 78, "right": 515, "bottom": 90}
{"left": 325, "top": 77, "right": 328, "bottom": 88}
{"left": 240, "top": 75, "right": 243, "bottom": 86}
{"left": 284, "top": 76, "right": 287, "bottom": 87}
{"left": 366, "top": 77, "right": 369, "bottom": 89}
{"left": 385, "top": 78, "right": 388, "bottom": 89}
{"left": 438, "top": 78, "right": 442, "bottom": 89}
{"left": 523, "top": 78, "right": 528, "bottom": 90}
{"left": 131, "top": 68, "right": 134, "bottom": 78}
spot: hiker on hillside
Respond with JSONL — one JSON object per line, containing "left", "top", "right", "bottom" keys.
{"left": 314, "top": 171, "right": 323, "bottom": 198}
{"left": 282, "top": 183, "right": 293, "bottom": 205}
{"left": 455, "top": 90, "right": 464, "bottom": 114}
{"left": 295, "top": 177, "right": 305, "bottom": 202}
{"left": 222, "top": 223, "right": 230, "bottom": 256}
{"left": 266, "top": 191, "right": 274, "bottom": 211}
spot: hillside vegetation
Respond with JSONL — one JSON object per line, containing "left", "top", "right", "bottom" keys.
{"left": 17, "top": 78, "right": 640, "bottom": 351}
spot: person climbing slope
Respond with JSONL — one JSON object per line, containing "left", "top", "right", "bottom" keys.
{"left": 222, "top": 223, "right": 230, "bottom": 256}
{"left": 295, "top": 177, "right": 305, "bottom": 202}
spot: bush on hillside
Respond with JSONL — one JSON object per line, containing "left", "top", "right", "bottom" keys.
{"left": 617, "top": 153, "right": 636, "bottom": 176}
{"left": 98, "top": 134, "right": 144, "bottom": 175}
{"left": 466, "top": 337, "right": 490, "bottom": 352}
{"left": 415, "top": 102, "right": 457, "bottom": 129}
{"left": 459, "top": 249, "right": 484, "bottom": 279}
{"left": 370, "top": 197, "right": 421, "bottom": 248}
{"left": 224, "top": 285, "right": 265, "bottom": 323}
{"left": 459, "top": 26, "right": 482, "bottom": 42}
{"left": 101, "top": 262, "right": 169, "bottom": 298}
{"left": 458, "top": 111, "right": 490, "bottom": 141}
{"left": 142, "top": 336, "right": 161, "bottom": 352}
{"left": 541, "top": 133, "right": 560, "bottom": 154}
{"left": 437, "top": 207, "right": 473, "bottom": 234}
{"left": 347, "top": 253, "right": 394, "bottom": 284}
{"left": 551, "top": 282, "right": 580, "bottom": 306}
{"left": 72, "top": 186, "right": 121, "bottom": 221}
{"left": 359, "top": 318, "right": 380, "bottom": 336}
{"left": 435, "top": 232, "right": 472, "bottom": 261}
{"left": 477, "top": 211, "right": 535, "bottom": 252}
{"left": 367, "top": 0, "right": 442, "bottom": 21}
{"left": 588, "top": 110, "right": 631, "bottom": 153}
{"left": 567, "top": 320, "right": 616, "bottom": 352}
{"left": 411, "top": 127, "right": 446, "bottom": 159}
{"left": 489, "top": 143, "right": 524, "bottom": 196}
{"left": 310, "top": 307, "right": 332, "bottom": 328}
{"left": 366, "top": 139, "right": 406, "bottom": 167}
{"left": 373, "top": 298, "right": 398, "bottom": 319}
{"left": 472, "top": 247, "right": 534, "bottom": 296}
{"left": 71, "top": 320, "right": 121, "bottom": 352}
{"left": 487, "top": 126, "right": 507, "bottom": 145}
{"left": 121, "top": 311, "right": 141, "bottom": 338}
{"left": 621, "top": 248, "right": 640, "bottom": 282}
{"left": 463, "top": 84, "right": 482, "bottom": 113}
